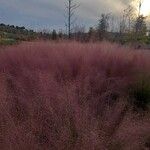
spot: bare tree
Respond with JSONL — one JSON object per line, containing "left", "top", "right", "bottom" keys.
{"left": 119, "top": 17, "right": 126, "bottom": 34}
{"left": 65, "top": 0, "right": 79, "bottom": 39}
{"left": 124, "top": 5, "right": 135, "bottom": 32}
{"left": 109, "top": 15, "right": 115, "bottom": 32}
{"left": 132, "top": 0, "right": 144, "bottom": 16}
{"left": 138, "top": 0, "right": 144, "bottom": 16}
{"left": 135, "top": 15, "right": 147, "bottom": 34}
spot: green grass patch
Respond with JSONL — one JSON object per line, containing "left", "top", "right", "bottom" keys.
{"left": 0, "top": 38, "right": 18, "bottom": 45}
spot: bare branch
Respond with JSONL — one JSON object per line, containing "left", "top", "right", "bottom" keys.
{"left": 64, "top": 0, "right": 79, "bottom": 39}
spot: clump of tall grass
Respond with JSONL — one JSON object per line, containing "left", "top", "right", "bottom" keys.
{"left": 0, "top": 41, "right": 150, "bottom": 150}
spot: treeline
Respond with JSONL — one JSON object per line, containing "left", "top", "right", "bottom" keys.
{"left": 87, "top": 13, "right": 150, "bottom": 46}
{"left": 1, "top": 12, "right": 150, "bottom": 47}
{"left": 0, "top": 24, "right": 37, "bottom": 41}
{"left": 61, "top": 0, "right": 150, "bottom": 47}
{"left": 41, "top": 13, "right": 150, "bottom": 46}
{"left": 0, "top": 24, "right": 65, "bottom": 45}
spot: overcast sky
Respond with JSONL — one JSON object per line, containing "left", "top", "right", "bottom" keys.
{"left": 0, "top": 0, "right": 130, "bottom": 31}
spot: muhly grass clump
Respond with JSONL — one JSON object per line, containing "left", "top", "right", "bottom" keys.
{"left": 0, "top": 41, "right": 150, "bottom": 150}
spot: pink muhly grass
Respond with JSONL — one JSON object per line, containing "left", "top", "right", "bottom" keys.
{"left": 0, "top": 41, "right": 149, "bottom": 150}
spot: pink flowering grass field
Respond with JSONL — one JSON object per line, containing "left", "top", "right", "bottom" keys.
{"left": 0, "top": 41, "right": 150, "bottom": 150}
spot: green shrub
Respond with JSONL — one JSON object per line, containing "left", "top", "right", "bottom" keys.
{"left": 128, "top": 74, "right": 150, "bottom": 110}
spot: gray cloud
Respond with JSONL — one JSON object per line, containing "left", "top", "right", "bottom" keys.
{"left": 0, "top": 0, "right": 129, "bottom": 30}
